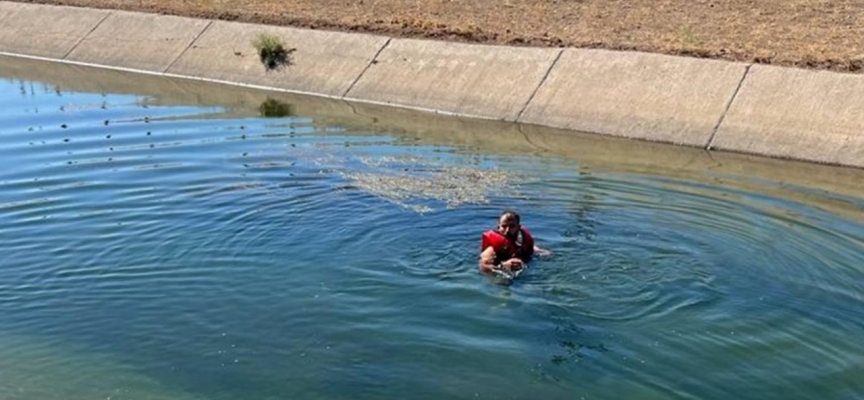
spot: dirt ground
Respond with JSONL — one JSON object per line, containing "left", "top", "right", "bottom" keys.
{"left": 13, "top": 0, "right": 864, "bottom": 72}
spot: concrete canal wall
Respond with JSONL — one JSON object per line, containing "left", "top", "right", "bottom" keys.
{"left": 0, "top": 1, "right": 861, "bottom": 168}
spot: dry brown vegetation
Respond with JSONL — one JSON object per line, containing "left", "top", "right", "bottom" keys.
{"left": 15, "top": 0, "right": 864, "bottom": 72}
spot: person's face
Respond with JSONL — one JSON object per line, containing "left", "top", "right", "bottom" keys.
{"left": 498, "top": 215, "right": 520, "bottom": 239}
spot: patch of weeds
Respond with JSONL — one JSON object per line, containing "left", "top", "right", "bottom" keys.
{"left": 258, "top": 98, "right": 294, "bottom": 118}
{"left": 679, "top": 27, "right": 702, "bottom": 50}
{"left": 252, "top": 33, "right": 296, "bottom": 71}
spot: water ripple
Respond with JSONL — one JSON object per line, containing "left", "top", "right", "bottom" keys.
{"left": 1, "top": 66, "right": 863, "bottom": 400}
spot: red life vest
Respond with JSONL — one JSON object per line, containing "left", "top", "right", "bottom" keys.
{"left": 481, "top": 227, "right": 534, "bottom": 262}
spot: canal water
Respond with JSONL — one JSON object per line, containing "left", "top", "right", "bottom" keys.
{"left": 1, "top": 56, "right": 863, "bottom": 400}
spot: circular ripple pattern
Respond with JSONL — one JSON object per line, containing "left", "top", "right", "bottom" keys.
{"left": 0, "top": 76, "right": 863, "bottom": 400}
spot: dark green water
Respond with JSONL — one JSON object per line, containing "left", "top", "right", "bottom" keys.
{"left": 1, "top": 57, "right": 864, "bottom": 400}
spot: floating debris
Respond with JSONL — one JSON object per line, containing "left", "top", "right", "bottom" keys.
{"left": 296, "top": 142, "right": 521, "bottom": 213}
{"left": 344, "top": 166, "right": 517, "bottom": 210}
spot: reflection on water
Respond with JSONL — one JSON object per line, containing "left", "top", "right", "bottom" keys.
{"left": 258, "top": 97, "right": 294, "bottom": 118}
{"left": 1, "top": 55, "right": 863, "bottom": 400}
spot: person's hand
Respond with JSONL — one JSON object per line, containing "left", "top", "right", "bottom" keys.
{"left": 534, "top": 246, "right": 552, "bottom": 257}
{"left": 502, "top": 258, "right": 524, "bottom": 271}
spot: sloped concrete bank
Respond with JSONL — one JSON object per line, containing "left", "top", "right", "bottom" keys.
{"left": 0, "top": 1, "right": 861, "bottom": 168}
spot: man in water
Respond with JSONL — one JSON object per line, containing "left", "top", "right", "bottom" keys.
{"left": 479, "top": 210, "right": 549, "bottom": 274}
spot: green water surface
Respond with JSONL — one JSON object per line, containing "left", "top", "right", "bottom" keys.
{"left": 1, "top": 56, "right": 863, "bottom": 400}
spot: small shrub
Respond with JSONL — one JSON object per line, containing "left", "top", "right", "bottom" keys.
{"left": 252, "top": 33, "right": 295, "bottom": 71}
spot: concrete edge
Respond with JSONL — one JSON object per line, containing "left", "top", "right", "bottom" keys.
{"left": 0, "top": 1, "right": 860, "bottom": 169}
{"left": 710, "top": 64, "right": 864, "bottom": 167}
{"left": 0, "top": 50, "right": 343, "bottom": 100}
{"left": 0, "top": 50, "right": 501, "bottom": 121}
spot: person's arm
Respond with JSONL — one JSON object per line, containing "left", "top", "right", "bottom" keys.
{"left": 479, "top": 246, "right": 498, "bottom": 272}
{"left": 480, "top": 247, "right": 524, "bottom": 272}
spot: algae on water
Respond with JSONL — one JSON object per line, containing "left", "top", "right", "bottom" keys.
{"left": 333, "top": 155, "right": 520, "bottom": 212}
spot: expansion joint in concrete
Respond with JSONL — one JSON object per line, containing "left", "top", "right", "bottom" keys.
{"left": 163, "top": 20, "right": 213, "bottom": 73}
{"left": 707, "top": 63, "right": 752, "bottom": 150}
{"left": 342, "top": 37, "right": 392, "bottom": 98}
{"left": 516, "top": 49, "right": 563, "bottom": 122}
{"left": 62, "top": 10, "right": 113, "bottom": 60}
{"left": 62, "top": 10, "right": 112, "bottom": 60}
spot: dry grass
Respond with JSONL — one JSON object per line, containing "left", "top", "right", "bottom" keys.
{"left": 14, "top": 0, "right": 864, "bottom": 72}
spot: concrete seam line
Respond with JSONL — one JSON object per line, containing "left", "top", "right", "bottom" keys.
{"left": 163, "top": 20, "right": 213, "bottom": 73}
{"left": 0, "top": 3, "right": 8, "bottom": 26}
{"left": 342, "top": 37, "right": 392, "bottom": 98}
{"left": 516, "top": 49, "right": 564, "bottom": 122}
{"left": 707, "top": 63, "right": 752, "bottom": 150}
{"left": 62, "top": 10, "right": 113, "bottom": 60}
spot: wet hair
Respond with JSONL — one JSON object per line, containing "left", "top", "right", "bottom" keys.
{"left": 500, "top": 210, "right": 520, "bottom": 223}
